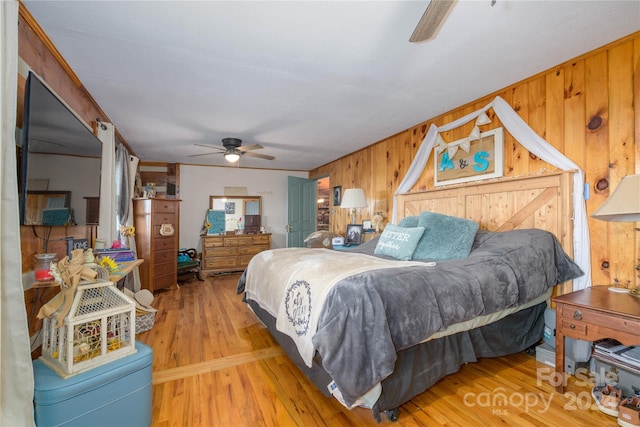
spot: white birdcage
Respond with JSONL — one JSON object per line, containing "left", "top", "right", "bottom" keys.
{"left": 40, "top": 281, "right": 137, "bottom": 378}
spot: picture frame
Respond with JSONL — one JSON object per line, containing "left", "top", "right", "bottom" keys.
{"left": 434, "top": 127, "right": 504, "bottom": 187}
{"left": 333, "top": 185, "right": 342, "bottom": 206}
{"left": 363, "top": 220, "right": 372, "bottom": 230}
{"left": 345, "top": 224, "right": 363, "bottom": 246}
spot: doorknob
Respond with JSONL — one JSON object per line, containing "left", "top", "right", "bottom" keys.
{"left": 285, "top": 224, "right": 292, "bottom": 232}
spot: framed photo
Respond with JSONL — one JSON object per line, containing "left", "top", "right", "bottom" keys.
{"left": 363, "top": 220, "right": 372, "bottom": 230}
{"left": 333, "top": 185, "right": 342, "bottom": 206}
{"left": 345, "top": 224, "right": 363, "bottom": 246}
{"left": 225, "top": 202, "right": 235, "bottom": 214}
{"left": 434, "top": 127, "right": 504, "bottom": 187}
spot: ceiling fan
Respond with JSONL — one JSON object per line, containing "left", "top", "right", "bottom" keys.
{"left": 409, "top": 0, "right": 456, "bottom": 43}
{"left": 189, "top": 138, "right": 275, "bottom": 163}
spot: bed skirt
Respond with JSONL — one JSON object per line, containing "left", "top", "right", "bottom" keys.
{"left": 247, "top": 299, "right": 546, "bottom": 418}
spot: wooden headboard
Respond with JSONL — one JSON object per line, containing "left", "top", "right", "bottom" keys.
{"left": 396, "top": 171, "right": 575, "bottom": 294}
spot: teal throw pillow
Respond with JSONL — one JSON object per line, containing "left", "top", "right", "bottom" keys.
{"left": 398, "top": 216, "right": 419, "bottom": 228}
{"left": 374, "top": 224, "right": 425, "bottom": 261}
{"left": 412, "top": 212, "right": 479, "bottom": 261}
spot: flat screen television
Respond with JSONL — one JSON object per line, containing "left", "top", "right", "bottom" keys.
{"left": 19, "top": 72, "right": 102, "bottom": 226}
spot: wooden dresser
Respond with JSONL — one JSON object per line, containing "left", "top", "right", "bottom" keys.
{"left": 133, "top": 198, "right": 181, "bottom": 292}
{"left": 201, "top": 233, "right": 271, "bottom": 276}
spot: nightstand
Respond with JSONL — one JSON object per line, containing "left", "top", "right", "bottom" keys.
{"left": 552, "top": 286, "right": 640, "bottom": 393}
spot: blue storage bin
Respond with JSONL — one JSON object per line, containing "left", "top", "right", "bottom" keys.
{"left": 33, "top": 341, "right": 153, "bottom": 427}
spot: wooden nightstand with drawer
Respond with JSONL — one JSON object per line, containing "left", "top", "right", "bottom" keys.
{"left": 201, "top": 233, "right": 271, "bottom": 276}
{"left": 552, "top": 286, "right": 640, "bottom": 393}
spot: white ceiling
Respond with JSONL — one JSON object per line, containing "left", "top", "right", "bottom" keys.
{"left": 22, "top": 1, "right": 640, "bottom": 171}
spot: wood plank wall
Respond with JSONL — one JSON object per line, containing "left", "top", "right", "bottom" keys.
{"left": 310, "top": 32, "right": 640, "bottom": 289}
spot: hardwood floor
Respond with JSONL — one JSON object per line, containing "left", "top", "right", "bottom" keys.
{"left": 137, "top": 274, "right": 616, "bottom": 426}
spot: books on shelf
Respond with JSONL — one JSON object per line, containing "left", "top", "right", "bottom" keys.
{"left": 593, "top": 338, "right": 640, "bottom": 371}
{"left": 93, "top": 248, "right": 136, "bottom": 262}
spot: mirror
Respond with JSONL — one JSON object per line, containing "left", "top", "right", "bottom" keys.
{"left": 208, "top": 195, "right": 261, "bottom": 234}
{"left": 19, "top": 72, "right": 102, "bottom": 226}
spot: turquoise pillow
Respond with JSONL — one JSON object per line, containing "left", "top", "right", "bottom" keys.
{"left": 374, "top": 224, "right": 425, "bottom": 261}
{"left": 412, "top": 212, "right": 479, "bottom": 261}
{"left": 398, "top": 216, "right": 419, "bottom": 227}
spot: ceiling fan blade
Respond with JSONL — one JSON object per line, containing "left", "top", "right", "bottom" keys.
{"left": 187, "top": 151, "right": 224, "bottom": 158}
{"left": 409, "top": 0, "right": 456, "bottom": 43}
{"left": 237, "top": 144, "right": 264, "bottom": 152}
{"left": 194, "top": 143, "right": 225, "bottom": 152}
{"left": 242, "top": 151, "right": 275, "bottom": 160}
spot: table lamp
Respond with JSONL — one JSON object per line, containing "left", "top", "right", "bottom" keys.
{"left": 591, "top": 174, "right": 640, "bottom": 292}
{"left": 341, "top": 188, "right": 367, "bottom": 224}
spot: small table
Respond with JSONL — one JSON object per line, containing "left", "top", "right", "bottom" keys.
{"left": 552, "top": 286, "right": 640, "bottom": 393}
{"left": 110, "top": 259, "right": 144, "bottom": 289}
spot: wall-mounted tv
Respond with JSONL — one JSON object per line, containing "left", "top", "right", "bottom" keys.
{"left": 19, "top": 72, "right": 102, "bottom": 226}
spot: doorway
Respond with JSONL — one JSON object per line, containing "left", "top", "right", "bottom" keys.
{"left": 316, "top": 177, "right": 330, "bottom": 231}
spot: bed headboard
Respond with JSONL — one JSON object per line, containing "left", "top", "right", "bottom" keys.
{"left": 396, "top": 171, "right": 575, "bottom": 294}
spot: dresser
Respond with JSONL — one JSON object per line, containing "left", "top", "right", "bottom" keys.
{"left": 201, "top": 233, "right": 271, "bottom": 276}
{"left": 133, "top": 198, "right": 181, "bottom": 292}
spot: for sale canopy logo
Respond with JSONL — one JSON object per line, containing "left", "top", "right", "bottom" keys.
{"left": 285, "top": 280, "right": 311, "bottom": 336}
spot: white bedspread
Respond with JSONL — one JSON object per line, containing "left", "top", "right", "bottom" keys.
{"left": 244, "top": 248, "right": 427, "bottom": 366}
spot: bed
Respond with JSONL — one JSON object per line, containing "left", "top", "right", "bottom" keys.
{"left": 237, "top": 172, "right": 583, "bottom": 421}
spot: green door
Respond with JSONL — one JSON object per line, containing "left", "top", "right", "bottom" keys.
{"left": 287, "top": 176, "right": 316, "bottom": 247}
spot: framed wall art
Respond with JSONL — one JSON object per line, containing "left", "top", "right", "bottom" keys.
{"left": 333, "top": 186, "right": 342, "bottom": 206}
{"left": 434, "top": 127, "right": 504, "bottom": 187}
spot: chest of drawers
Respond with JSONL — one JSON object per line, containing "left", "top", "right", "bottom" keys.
{"left": 201, "top": 233, "right": 271, "bottom": 275}
{"left": 133, "top": 198, "right": 181, "bottom": 292}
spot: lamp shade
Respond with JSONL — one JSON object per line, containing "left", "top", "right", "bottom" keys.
{"left": 340, "top": 188, "right": 367, "bottom": 209}
{"left": 224, "top": 151, "right": 240, "bottom": 163}
{"left": 591, "top": 174, "right": 640, "bottom": 222}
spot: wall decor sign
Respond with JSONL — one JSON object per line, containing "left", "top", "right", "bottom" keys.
{"left": 434, "top": 127, "right": 504, "bottom": 187}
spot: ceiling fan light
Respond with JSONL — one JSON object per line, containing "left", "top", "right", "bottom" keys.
{"left": 225, "top": 152, "right": 240, "bottom": 163}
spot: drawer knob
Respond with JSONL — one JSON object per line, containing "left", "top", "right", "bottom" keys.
{"left": 570, "top": 324, "right": 576, "bottom": 329}
{"left": 573, "top": 311, "right": 582, "bottom": 321}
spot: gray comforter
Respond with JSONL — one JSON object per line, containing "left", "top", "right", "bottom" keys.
{"left": 238, "top": 228, "right": 583, "bottom": 407}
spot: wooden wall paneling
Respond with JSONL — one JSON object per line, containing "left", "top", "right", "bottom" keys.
{"left": 509, "top": 83, "right": 531, "bottom": 176}
{"left": 608, "top": 42, "right": 636, "bottom": 287}
{"left": 563, "top": 60, "right": 587, "bottom": 170}
{"left": 370, "top": 135, "right": 390, "bottom": 224}
{"left": 546, "top": 68, "right": 566, "bottom": 153}
{"left": 528, "top": 75, "right": 551, "bottom": 173}
{"left": 634, "top": 38, "right": 640, "bottom": 288}
{"left": 585, "top": 51, "right": 611, "bottom": 286}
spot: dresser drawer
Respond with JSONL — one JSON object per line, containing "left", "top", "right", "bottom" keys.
{"left": 205, "top": 247, "right": 237, "bottom": 257}
{"left": 561, "top": 318, "right": 588, "bottom": 338}
{"left": 252, "top": 235, "right": 270, "bottom": 245}
{"left": 204, "top": 257, "right": 237, "bottom": 269}
{"left": 154, "top": 200, "right": 177, "bottom": 214}
{"left": 154, "top": 261, "right": 176, "bottom": 277}
{"left": 153, "top": 212, "right": 176, "bottom": 230}
{"left": 238, "top": 254, "right": 256, "bottom": 267}
{"left": 559, "top": 304, "right": 639, "bottom": 336}
{"left": 154, "top": 237, "right": 176, "bottom": 252}
{"left": 154, "top": 249, "right": 175, "bottom": 265}
{"left": 225, "top": 236, "right": 252, "bottom": 246}
{"left": 154, "top": 273, "right": 176, "bottom": 290}
{"left": 238, "top": 245, "right": 268, "bottom": 255}
{"left": 203, "top": 237, "right": 225, "bottom": 248}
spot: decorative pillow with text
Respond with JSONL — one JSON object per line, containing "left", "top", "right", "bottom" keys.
{"left": 374, "top": 224, "right": 425, "bottom": 261}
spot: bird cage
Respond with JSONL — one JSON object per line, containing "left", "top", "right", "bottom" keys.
{"left": 40, "top": 281, "right": 137, "bottom": 378}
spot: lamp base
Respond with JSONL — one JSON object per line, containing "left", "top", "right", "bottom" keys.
{"left": 608, "top": 286, "right": 629, "bottom": 293}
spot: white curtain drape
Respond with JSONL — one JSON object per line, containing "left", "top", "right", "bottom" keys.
{"left": 1, "top": 1, "right": 36, "bottom": 425}
{"left": 392, "top": 95, "right": 591, "bottom": 290}
{"left": 127, "top": 155, "right": 141, "bottom": 291}
{"left": 97, "top": 121, "right": 117, "bottom": 246}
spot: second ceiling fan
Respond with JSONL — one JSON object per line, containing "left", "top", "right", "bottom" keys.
{"left": 409, "top": 0, "right": 456, "bottom": 43}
